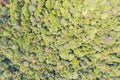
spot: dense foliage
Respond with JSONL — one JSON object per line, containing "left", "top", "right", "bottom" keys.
{"left": 0, "top": 0, "right": 120, "bottom": 79}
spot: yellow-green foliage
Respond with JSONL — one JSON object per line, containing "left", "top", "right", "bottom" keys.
{"left": 0, "top": 0, "right": 120, "bottom": 79}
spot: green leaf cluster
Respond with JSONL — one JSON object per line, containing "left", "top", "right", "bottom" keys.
{"left": 0, "top": 0, "right": 120, "bottom": 79}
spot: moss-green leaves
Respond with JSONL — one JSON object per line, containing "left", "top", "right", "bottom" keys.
{"left": 45, "top": 0, "right": 51, "bottom": 9}
{"left": 0, "top": 0, "right": 120, "bottom": 80}
{"left": 28, "top": 4, "right": 36, "bottom": 12}
{"left": 22, "top": 4, "right": 30, "bottom": 20}
{"left": 101, "top": 13, "right": 108, "bottom": 19}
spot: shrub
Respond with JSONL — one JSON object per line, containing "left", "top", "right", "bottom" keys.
{"left": 0, "top": 0, "right": 120, "bottom": 79}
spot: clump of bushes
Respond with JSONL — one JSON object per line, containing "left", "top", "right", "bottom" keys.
{"left": 0, "top": 0, "right": 120, "bottom": 79}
